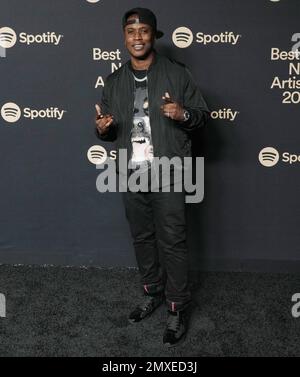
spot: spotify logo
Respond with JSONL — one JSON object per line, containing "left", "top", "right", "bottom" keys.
{"left": 1, "top": 102, "right": 21, "bottom": 123}
{"left": 0, "top": 27, "right": 17, "bottom": 49}
{"left": 172, "top": 27, "right": 193, "bottom": 48}
{"left": 1, "top": 102, "right": 66, "bottom": 123}
{"left": 87, "top": 145, "right": 107, "bottom": 165}
{"left": 0, "top": 26, "right": 63, "bottom": 51}
{"left": 172, "top": 27, "right": 241, "bottom": 48}
{"left": 259, "top": 147, "right": 280, "bottom": 167}
{"left": 259, "top": 147, "right": 300, "bottom": 167}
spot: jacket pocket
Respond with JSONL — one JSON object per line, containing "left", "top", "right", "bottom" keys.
{"left": 171, "top": 125, "right": 191, "bottom": 157}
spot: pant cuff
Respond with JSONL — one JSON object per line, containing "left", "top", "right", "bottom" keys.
{"left": 143, "top": 282, "right": 164, "bottom": 296}
{"left": 166, "top": 299, "right": 192, "bottom": 312}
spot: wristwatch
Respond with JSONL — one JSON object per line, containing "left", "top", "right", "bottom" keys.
{"left": 182, "top": 109, "right": 190, "bottom": 122}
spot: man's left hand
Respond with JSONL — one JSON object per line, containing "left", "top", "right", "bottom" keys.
{"left": 161, "top": 92, "right": 185, "bottom": 121}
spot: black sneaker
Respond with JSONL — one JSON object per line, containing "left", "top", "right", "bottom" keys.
{"left": 163, "top": 310, "right": 187, "bottom": 347}
{"left": 128, "top": 294, "right": 164, "bottom": 324}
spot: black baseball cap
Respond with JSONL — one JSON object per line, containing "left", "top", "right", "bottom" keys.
{"left": 122, "top": 7, "right": 164, "bottom": 39}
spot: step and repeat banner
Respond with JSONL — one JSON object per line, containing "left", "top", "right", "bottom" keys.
{"left": 0, "top": 0, "right": 299, "bottom": 271}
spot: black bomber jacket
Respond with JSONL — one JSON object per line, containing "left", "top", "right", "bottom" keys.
{"left": 96, "top": 51, "right": 210, "bottom": 170}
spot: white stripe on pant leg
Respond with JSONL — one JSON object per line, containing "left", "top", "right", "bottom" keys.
{"left": 0, "top": 293, "right": 6, "bottom": 318}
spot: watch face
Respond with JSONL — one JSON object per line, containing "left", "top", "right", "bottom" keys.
{"left": 184, "top": 110, "right": 190, "bottom": 121}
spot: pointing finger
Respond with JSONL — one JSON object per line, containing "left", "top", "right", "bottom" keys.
{"left": 95, "top": 104, "right": 105, "bottom": 119}
{"left": 165, "top": 92, "right": 173, "bottom": 102}
{"left": 162, "top": 92, "right": 173, "bottom": 103}
{"left": 95, "top": 104, "right": 104, "bottom": 119}
{"left": 95, "top": 104, "right": 101, "bottom": 115}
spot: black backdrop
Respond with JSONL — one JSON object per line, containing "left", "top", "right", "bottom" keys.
{"left": 0, "top": 0, "right": 299, "bottom": 272}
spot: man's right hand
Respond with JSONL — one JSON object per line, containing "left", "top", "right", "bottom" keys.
{"left": 95, "top": 104, "right": 114, "bottom": 135}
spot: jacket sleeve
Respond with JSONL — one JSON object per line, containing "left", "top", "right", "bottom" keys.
{"left": 95, "top": 76, "right": 118, "bottom": 142}
{"left": 179, "top": 67, "right": 210, "bottom": 131}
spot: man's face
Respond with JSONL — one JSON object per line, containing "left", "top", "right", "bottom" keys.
{"left": 124, "top": 14, "right": 155, "bottom": 59}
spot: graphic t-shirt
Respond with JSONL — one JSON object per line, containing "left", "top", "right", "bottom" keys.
{"left": 129, "top": 69, "right": 154, "bottom": 173}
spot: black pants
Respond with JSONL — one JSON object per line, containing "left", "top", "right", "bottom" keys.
{"left": 122, "top": 188, "right": 191, "bottom": 312}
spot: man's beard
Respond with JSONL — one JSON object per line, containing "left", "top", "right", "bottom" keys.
{"left": 134, "top": 46, "right": 154, "bottom": 60}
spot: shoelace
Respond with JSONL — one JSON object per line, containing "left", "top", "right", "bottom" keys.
{"left": 167, "top": 312, "right": 181, "bottom": 332}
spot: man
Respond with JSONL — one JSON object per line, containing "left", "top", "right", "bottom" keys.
{"left": 95, "top": 7, "right": 210, "bottom": 347}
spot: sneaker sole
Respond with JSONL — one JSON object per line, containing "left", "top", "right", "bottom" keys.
{"left": 163, "top": 332, "right": 187, "bottom": 348}
{"left": 128, "top": 316, "right": 149, "bottom": 324}
{"left": 128, "top": 300, "right": 163, "bottom": 324}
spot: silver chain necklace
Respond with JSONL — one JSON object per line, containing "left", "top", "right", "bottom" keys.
{"left": 132, "top": 73, "right": 148, "bottom": 82}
